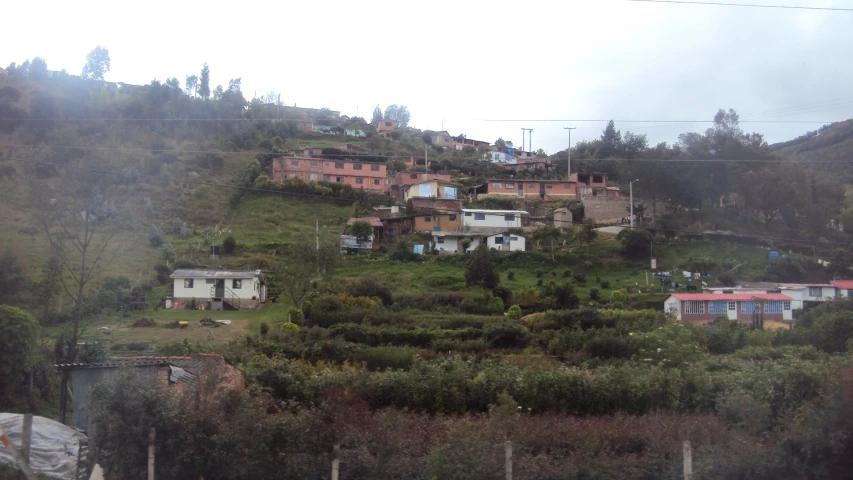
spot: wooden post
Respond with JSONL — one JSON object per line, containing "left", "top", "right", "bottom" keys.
{"left": 148, "top": 428, "right": 155, "bottom": 480}
{"left": 683, "top": 441, "right": 693, "bottom": 480}
{"left": 505, "top": 440, "right": 512, "bottom": 480}
{"left": 19, "top": 413, "right": 32, "bottom": 480}
{"left": 331, "top": 444, "right": 340, "bottom": 480}
{"left": 0, "top": 423, "right": 36, "bottom": 480}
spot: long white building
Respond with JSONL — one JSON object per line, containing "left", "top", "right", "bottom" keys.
{"left": 461, "top": 209, "right": 528, "bottom": 229}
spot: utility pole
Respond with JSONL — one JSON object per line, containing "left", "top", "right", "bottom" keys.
{"left": 564, "top": 127, "right": 576, "bottom": 180}
{"left": 425, "top": 144, "right": 428, "bottom": 174}
{"left": 529, "top": 129, "right": 533, "bottom": 153}
{"left": 630, "top": 179, "right": 640, "bottom": 228}
{"left": 521, "top": 128, "right": 532, "bottom": 152}
{"left": 315, "top": 219, "right": 320, "bottom": 276}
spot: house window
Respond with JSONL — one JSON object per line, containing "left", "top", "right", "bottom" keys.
{"left": 437, "top": 237, "right": 444, "bottom": 244}
{"left": 684, "top": 301, "right": 704, "bottom": 314}
{"left": 493, "top": 183, "right": 503, "bottom": 189}
{"left": 233, "top": 280, "right": 242, "bottom": 289}
{"left": 424, "top": 217, "right": 432, "bottom": 222}
{"left": 311, "top": 161, "right": 318, "bottom": 167}
{"left": 808, "top": 287, "right": 822, "bottom": 297}
{"left": 323, "top": 175, "right": 331, "bottom": 182}
{"left": 504, "top": 215, "right": 515, "bottom": 222}
{"left": 506, "top": 183, "right": 515, "bottom": 188}
{"left": 373, "top": 178, "right": 380, "bottom": 185}
{"left": 288, "top": 173, "right": 297, "bottom": 178}
{"left": 728, "top": 301, "right": 737, "bottom": 312}
{"left": 206, "top": 279, "right": 215, "bottom": 284}
{"left": 309, "top": 173, "right": 318, "bottom": 181}
{"left": 336, "top": 177, "right": 344, "bottom": 183}
{"left": 474, "top": 213, "right": 486, "bottom": 221}
{"left": 529, "top": 183, "right": 536, "bottom": 188}
{"left": 494, "top": 237, "right": 504, "bottom": 245}
{"left": 411, "top": 173, "right": 419, "bottom": 179}
{"left": 708, "top": 301, "right": 727, "bottom": 314}
{"left": 291, "top": 160, "right": 299, "bottom": 166}
{"left": 783, "top": 301, "right": 791, "bottom": 310}
{"left": 385, "top": 121, "right": 392, "bottom": 127}
{"left": 465, "top": 212, "right": 472, "bottom": 216}
{"left": 765, "top": 301, "right": 783, "bottom": 313}
{"left": 183, "top": 279, "right": 194, "bottom": 288}
{"left": 449, "top": 215, "right": 457, "bottom": 221}
{"left": 353, "top": 164, "right": 362, "bottom": 170}
{"left": 371, "top": 165, "right": 381, "bottom": 171}
{"left": 741, "top": 302, "right": 758, "bottom": 314}
{"left": 510, "top": 237, "right": 518, "bottom": 241}
{"left": 356, "top": 178, "right": 364, "bottom": 184}
{"left": 335, "top": 162, "right": 344, "bottom": 169}
{"left": 545, "top": 184, "right": 553, "bottom": 189}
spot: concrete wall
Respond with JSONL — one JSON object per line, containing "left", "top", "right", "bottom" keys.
{"left": 462, "top": 211, "right": 523, "bottom": 228}
{"left": 583, "top": 196, "right": 630, "bottom": 223}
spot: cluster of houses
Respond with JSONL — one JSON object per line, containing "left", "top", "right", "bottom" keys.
{"left": 664, "top": 280, "right": 853, "bottom": 325}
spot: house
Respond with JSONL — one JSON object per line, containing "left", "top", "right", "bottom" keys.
{"left": 778, "top": 283, "right": 838, "bottom": 310}
{"left": 488, "top": 151, "right": 518, "bottom": 165}
{"left": 428, "top": 131, "right": 490, "bottom": 150}
{"left": 345, "top": 129, "right": 366, "bottom": 137}
{"left": 403, "top": 179, "right": 461, "bottom": 202}
{"left": 461, "top": 209, "right": 528, "bottom": 229}
{"left": 340, "top": 234, "right": 373, "bottom": 251}
{"left": 553, "top": 207, "right": 573, "bottom": 227}
{"left": 472, "top": 180, "right": 576, "bottom": 200}
{"left": 272, "top": 156, "right": 392, "bottom": 192}
{"left": 413, "top": 213, "right": 461, "bottom": 232}
{"left": 56, "top": 354, "right": 244, "bottom": 432}
{"left": 377, "top": 119, "right": 398, "bottom": 138}
{"left": 170, "top": 269, "right": 266, "bottom": 311}
{"left": 832, "top": 280, "right": 853, "bottom": 298}
{"left": 664, "top": 293, "right": 794, "bottom": 324}
{"left": 432, "top": 228, "right": 526, "bottom": 253}
{"left": 574, "top": 172, "right": 618, "bottom": 197}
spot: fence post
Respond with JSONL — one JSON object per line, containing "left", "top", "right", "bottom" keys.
{"left": 19, "top": 414, "right": 32, "bottom": 480}
{"left": 331, "top": 444, "right": 340, "bottom": 480}
{"left": 148, "top": 428, "right": 155, "bottom": 480}
{"left": 505, "top": 440, "right": 512, "bottom": 480}
{"left": 683, "top": 441, "right": 693, "bottom": 480}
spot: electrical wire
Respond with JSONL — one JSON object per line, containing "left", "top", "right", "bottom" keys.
{"left": 625, "top": 0, "right": 853, "bottom": 11}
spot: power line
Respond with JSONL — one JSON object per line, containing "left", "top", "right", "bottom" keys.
{"left": 481, "top": 119, "right": 836, "bottom": 124}
{"left": 625, "top": 0, "right": 853, "bottom": 11}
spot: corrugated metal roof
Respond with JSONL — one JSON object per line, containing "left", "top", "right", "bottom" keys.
{"left": 56, "top": 355, "right": 230, "bottom": 387}
{"left": 170, "top": 269, "right": 262, "bottom": 279}
{"left": 461, "top": 209, "right": 529, "bottom": 215}
{"left": 668, "top": 293, "right": 793, "bottom": 301}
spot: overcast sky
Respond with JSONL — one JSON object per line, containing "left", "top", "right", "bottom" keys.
{"left": 3, "top": 0, "right": 852, "bottom": 153}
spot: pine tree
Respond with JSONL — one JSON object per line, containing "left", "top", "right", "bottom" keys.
{"left": 465, "top": 244, "right": 500, "bottom": 289}
{"left": 199, "top": 62, "right": 211, "bottom": 100}
{"left": 371, "top": 105, "right": 383, "bottom": 125}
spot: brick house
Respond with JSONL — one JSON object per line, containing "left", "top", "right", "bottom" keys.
{"left": 664, "top": 293, "right": 794, "bottom": 325}
{"left": 413, "top": 213, "right": 461, "bottom": 232}
{"left": 574, "top": 172, "right": 618, "bottom": 197}
{"left": 474, "top": 179, "right": 577, "bottom": 200}
{"left": 403, "top": 179, "right": 461, "bottom": 202}
{"left": 377, "top": 119, "right": 398, "bottom": 138}
{"left": 272, "top": 156, "right": 391, "bottom": 192}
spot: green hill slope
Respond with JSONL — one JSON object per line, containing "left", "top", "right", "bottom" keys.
{"left": 772, "top": 119, "right": 853, "bottom": 184}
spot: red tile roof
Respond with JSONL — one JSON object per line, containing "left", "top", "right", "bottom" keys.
{"left": 669, "top": 293, "right": 793, "bottom": 301}
{"left": 832, "top": 280, "right": 853, "bottom": 289}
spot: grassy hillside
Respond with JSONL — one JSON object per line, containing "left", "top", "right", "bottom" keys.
{"left": 773, "top": 119, "right": 853, "bottom": 184}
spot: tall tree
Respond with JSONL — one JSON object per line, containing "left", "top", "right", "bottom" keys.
{"left": 371, "top": 105, "right": 383, "bottom": 125}
{"left": 165, "top": 77, "right": 180, "bottom": 90}
{"left": 81, "top": 46, "right": 111, "bottom": 81}
{"left": 0, "top": 305, "right": 40, "bottom": 408}
{"left": 465, "top": 243, "right": 500, "bottom": 289}
{"left": 29, "top": 57, "right": 48, "bottom": 80}
{"left": 349, "top": 221, "right": 373, "bottom": 249}
{"left": 198, "top": 63, "right": 211, "bottom": 100}
{"left": 383, "top": 104, "right": 411, "bottom": 127}
{"left": 185, "top": 75, "right": 198, "bottom": 97}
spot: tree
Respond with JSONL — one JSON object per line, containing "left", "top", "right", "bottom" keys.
{"left": 0, "top": 250, "right": 25, "bottom": 300}
{"left": 29, "top": 57, "right": 48, "bottom": 80}
{"left": 185, "top": 75, "right": 198, "bottom": 97}
{"left": 223, "top": 236, "right": 236, "bottom": 254}
{"left": 531, "top": 225, "right": 562, "bottom": 261}
{"left": 198, "top": 63, "right": 211, "bottom": 100}
{"left": 165, "top": 77, "right": 180, "bottom": 90}
{"left": 494, "top": 138, "right": 507, "bottom": 148}
{"left": 212, "top": 85, "right": 224, "bottom": 101}
{"left": 0, "top": 305, "right": 40, "bottom": 406}
{"left": 279, "top": 237, "right": 322, "bottom": 307}
{"left": 349, "top": 221, "right": 373, "bottom": 250}
{"left": 578, "top": 221, "right": 598, "bottom": 247}
{"left": 81, "top": 46, "right": 111, "bottom": 81}
{"left": 617, "top": 229, "right": 652, "bottom": 259}
{"left": 371, "top": 105, "right": 383, "bottom": 125}
{"left": 465, "top": 243, "right": 500, "bottom": 289}
{"left": 461, "top": 238, "right": 473, "bottom": 252}
{"left": 383, "top": 104, "right": 411, "bottom": 127}
{"left": 32, "top": 169, "right": 130, "bottom": 422}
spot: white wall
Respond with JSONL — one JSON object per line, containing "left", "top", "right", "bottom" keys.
{"left": 485, "top": 234, "right": 526, "bottom": 251}
{"left": 173, "top": 277, "right": 261, "bottom": 300}
{"left": 462, "top": 211, "right": 522, "bottom": 228}
{"left": 435, "top": 236, "right": 460, "bottom": 253}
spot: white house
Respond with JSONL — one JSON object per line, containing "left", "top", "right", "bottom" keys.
{"left": 170, "top": 269, "right": 266, "bottom": 311}
{"left": 461, "top": 209, "right": 527, "bottom": 229}
{"left": 778, "top": 284, "right": 838, "bottom": 310}
{"left": 432, "top": 230, "right": 526, "bottom": 253}
{"left": 832, "top": 280, "right": 853, "bottom": 298}
{"left": 486, "top": 151, "right": 518, "bottom": 165}
{"left": 664, "top": 293, "right": 794, "bottom": 323}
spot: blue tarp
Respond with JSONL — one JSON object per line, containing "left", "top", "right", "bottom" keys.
{"left": 413, "top": 244, "right": 425, "bottom": 254}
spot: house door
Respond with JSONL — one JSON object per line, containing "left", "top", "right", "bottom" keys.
{"left": 727, "top": 301, "right": 737, "bottom": 320}
{"left": 539, "top": 183, "right": 545, "bottom": 199}
{"left": 518, "top": 184, "right": 524, "bottom": 197}
{"left": 215, "top": 279, "right": 225, "bottom": 299}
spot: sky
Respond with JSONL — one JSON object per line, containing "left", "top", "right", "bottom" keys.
{"left": 3, "top": 0, "right": 853, "bottom": 154}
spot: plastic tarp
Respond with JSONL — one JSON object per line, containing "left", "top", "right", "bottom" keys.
{"left": 0, "top": 413, "right": 86, "bottom": 479}
{"left": 418, "top": 184, "right": 432, "bottom": 197}
{"left": 443, "top": 187, "right": 457, "bottom": 199}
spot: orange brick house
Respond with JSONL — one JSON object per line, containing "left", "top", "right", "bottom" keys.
{"left": 272, "top": 156, "right": 391, "bottom": 192}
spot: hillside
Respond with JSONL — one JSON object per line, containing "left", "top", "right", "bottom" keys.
{"left": 772, "top": 119, "right": 853, "bottom": 184}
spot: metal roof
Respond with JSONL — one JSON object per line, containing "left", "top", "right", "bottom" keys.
{"left": 832, "top": 280, "right": 853, "bottom": 289}
{"left": 668, "top": 293, "right": 793, "bottom": 301}
{"left": 461, "top": 209, "right": 529, "bottom": 215}
{"left": 347, "top": 217, "right": 383, "bottom": 227}
{"left": 170, "top": 269, "right": 262, "bottom": 279}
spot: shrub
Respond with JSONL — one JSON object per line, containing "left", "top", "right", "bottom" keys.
{"left": 631, "top": 323, "right": 702, "bottom": 367}
{"left": 584, "top": 335, "right": 636, "bottom": 360}
{"left": 153, "top": 264, "right": 171, "bottom": 284}
{"left": 260, "top": 322, "right": 269, "bottom": 337}
{"left": 535, "top": 269, "right": 544, "bottom": 278}
{"left": 172, "top": 259, "right": 195, "bottom": 270}
{"left": 507, "top": 305, "right": 523, "bottom": 321}
{"left": 286, "top": 307, "right": 305, "bottom": 326}
{"left": 223, "top": 236, "right": 237, "bottom": 254}
{"left": 484, "top": 323, "right": 531, "bottom": 349}
{"left": 491, "top": 285, "right": 512, "bottom": 305}
{"left": 359, "top": 346, "right": 415, "bottom": 371}
{"left": 540, "top": 282, "right": 579, "bottom": 310}
{"left": 563, "top": 270, "right": 572, "bottom": 278}
{"left": 347, "top": 277, "right": 394, "bottom": 305}
{"left": 507, "top": 270, "right": 516, "bottom": 281}
{"left": 589, "top": 288, "right": 600, "bottom": 301}
{"left": 147, "top": 229, "right": 163, "bottom": 247}
{"left": 536, "top": 279, "right": 543, "bottom": 286}
{"left": 279, "top": 322, "right": 300, "bottom": 333}
{"left": 573, "top": 273, "right": 586, "bottom": 284}
{"left": 600, "top": 280, "right": 611, "bottom": 289}
{"left": 610, "top": 289, "right": 628, "bottom": 306}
